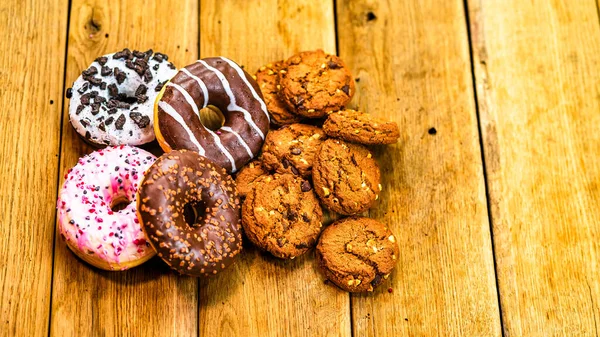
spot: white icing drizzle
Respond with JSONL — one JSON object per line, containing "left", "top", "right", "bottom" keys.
{"left": 167, "top": 82, "right": 199, "bottom": 115}
{"left": 204, "top": 128, "right": 237, "bottom": 172}
{"left": 181, "top": 68, "right": 209, "bottom": 108}
{"left": 220, "top": 126, "right": 253, "bottom": 158}
{"left": 168, "top": 80, "right": 237, "bottom": 170}
{"left": 219, "top": 56, "right": 270, "bottom": 122}
{"left": 158, "top": 101, "right": 205, "bottom": 156}
{"left": 196, "top": 59, "right": 265, "bottom": 140}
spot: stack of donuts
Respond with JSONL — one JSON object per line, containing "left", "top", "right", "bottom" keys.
{"left": 57, "top": 48, "right": 400, "bottom": 293}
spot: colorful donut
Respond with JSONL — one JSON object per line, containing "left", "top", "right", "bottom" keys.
{"left": 56, "top": 146, "right": 157, "bottom": 270}
{"left": 154, "top": 57, "right": 270, "bottom": 173}
{"left": 67, "top": 48, "right": 177, "bottom": 146}
{"left": 137, "top": 149, "right": 243, "bottom": 276}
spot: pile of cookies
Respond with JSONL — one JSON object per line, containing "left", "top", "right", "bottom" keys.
{"left": 236, "top": 50, "right": 401, "bottom": 292}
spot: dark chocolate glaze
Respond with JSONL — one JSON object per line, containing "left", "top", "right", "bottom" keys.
{"left": 157, "top": 57, "right": 270, "bottom": 173}
{"left": 137, "top": 149, "right": 242, "bottom": 276}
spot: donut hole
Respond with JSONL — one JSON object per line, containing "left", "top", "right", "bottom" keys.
{"left": 183, "top": 201, "right": 205, "bottom": 227}
{"left": 110, "top": 195, "right": 130, "bottom": 212}
{"left": 199, "top": 105, "right": 225, "bottom": 131}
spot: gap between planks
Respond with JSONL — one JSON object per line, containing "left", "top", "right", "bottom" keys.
{"left": 461, "top": 0, "right": 505, "bottom": 335}
{"left": 47, "top": 1, "right": 73, "bottom": 336}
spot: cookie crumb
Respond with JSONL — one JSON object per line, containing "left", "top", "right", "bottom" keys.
{"left": 428, "top": 127, "right": 437, "bottom": 135}
{"left": 366, "top": 12, "right": 377, "bottom": 21}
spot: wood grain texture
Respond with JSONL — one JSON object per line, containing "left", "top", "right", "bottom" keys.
{"left": 198, "top": 1, "right": 350, "bottom": 336}
{"left": 49, "top": 1, "right": 199, "bottom": 336}
{"left": 468, "top": 0, "right": 600, "bottom": 335}
{"left": 0, "top": 0, "right": 67, "bottom": 335}
{"left": 336, "top": 0, "right": 502, "bottom": 335}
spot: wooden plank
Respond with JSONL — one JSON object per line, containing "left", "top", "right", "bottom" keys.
{"left": 49, "top": 1, "right": 199, "bottom": 336}
{"left": 198, "top": 1, "right": 350, "bottom": 336}
{"left": 0, "top": 0, "right": 67, "bottom": 335}
{"left": 467, "top": 0, "right": 600, "bottom": 335}
{"left": 336, "top": 0, "right": 502, "bottom": 335}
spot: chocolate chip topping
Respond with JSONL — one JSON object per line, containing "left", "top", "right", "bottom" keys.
{"left": 341, "top": 84, "right": 350, "bottom": 95}
{"left": 90, "top": 103, "right": 100, "bottom": 115}
{"left": 95, "top": 56, "right": 108, "bottom": 66}
{"left": 301, "top": 180, "right": 312, "bottom": 192}
{"left": 104, "top": 116, "right": 114, "bottom": 125}
{"left": 129, "top": 111, "right": 150, "bottom": 128}
{"left": 82, "top": 66, "right": 98, "bottom": 76}
{"left": 115, "top": 114, "right": 126, "bottom": 130}
{"left": 152, "top": 53, "right": 167, "bottom": 62}
{"left": 80, "top": 93, "right": 91, "bottom": 105}
{"left": 66, "top": 88, "right": 73, "bottom": 99}
{"left": 115, "top": 69, "right": 127, "bottom": 85}
{"left": 135, "top": 84, "right": 147, "bottom": 96}
{"left": 327, "top": 60, "right": 341, "bottom": 69}
{"left": 138, "top": 150, "right": 243, "bottom": 277}
{"left": 76, "top": 105, "right": 84, "bottom": 115}
{"left": 101, "top": 66, "right": 112, "bottom": 76}
{"left": 113, "top": 48, "right": 132, "bottom": 60}
{"left": 107, "top": 83, "right": 118, "bottom": 97}
{"left": 86, "top": 76, "right": 103, "bottom": 86}
{"left": 132, "top": 50, "right": 146, "bottom": 58}
{"left": 143, "top": 68, "right": 153, "bottom": 82}
{"left": 77, "top": 82, "right": 89, "bottom": 94}
{"left": 155, "top": 81, "right": 165, "bottom": 92}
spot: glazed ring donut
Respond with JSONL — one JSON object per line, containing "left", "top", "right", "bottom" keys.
{"left": 68, "top": 48, "right": 177, "bottom": 146}
{"left": 154, "top": 57, "right": 270, "bottom": 173}
{"left": 56, "top": 146, "right": 157, "bottom": 270}
{"left": 137, "top": 149, "right": 243, "bottom": 276}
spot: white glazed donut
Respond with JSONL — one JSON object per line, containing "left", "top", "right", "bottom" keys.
{"left": 57, "top": 145, "right": 157, "bottom": 270}
{"left": 67, "top": 48, "right": 177, "bottom": 146}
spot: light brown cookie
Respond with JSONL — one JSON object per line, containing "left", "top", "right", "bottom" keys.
{"left": 235, "top": 160, "right": 270, "bottom": 198}
{"left": 279, "top": 50, "right": 355, "bottom": 118}
{"left": 316, "top": 216, "right": 399, "bottom": 292}
{"left": 242, "top": 173, "right": 323, "bottom": 259}
{"left": 255, "top": 61, "right": 302, "bottom": 125}
{"left": 312, "top": 139, "right": 380, "bottom": 215}
{"left": 261, "top": 123, "right": 327, "bottom": 177}
{"left": 323, "top": 109, "right": 400, "bottom": 145}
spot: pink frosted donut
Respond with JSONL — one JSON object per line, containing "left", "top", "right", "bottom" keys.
{"left": 57, "top": 145, "right": 157, "bottom": 270}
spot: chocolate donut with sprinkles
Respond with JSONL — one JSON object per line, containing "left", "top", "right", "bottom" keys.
{"left": 137, "top": 149, "right": 243, "bottom": 276}
{"left": 154, "top": 57, "right": 270, "bottom": 173}
{"left": 67, "top": 48, "right": 177, "bottom": 146}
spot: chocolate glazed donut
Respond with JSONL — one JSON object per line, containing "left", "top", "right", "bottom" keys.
{"left": 154, "top": 57, "right": 270, "bottom": 173}
{"left": 137, "top": 149, "right": 242, "bottom": 276}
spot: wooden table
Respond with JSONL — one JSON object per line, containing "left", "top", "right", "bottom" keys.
{"left": 1, "top": 0, "right": 599, "bottom": 336}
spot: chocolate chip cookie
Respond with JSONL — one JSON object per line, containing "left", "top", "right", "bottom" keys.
{"left": 279, "top": 50, "right": 355, "bottom": 118}
{"left": 235, "top": 160, "right": 270, "bottom": 198}
{"left": 316, "top": 217, "right": 399, "bottom": 292}
{"left": 242, "top": 173, "right": 323, "bottom": 259}
{"left": 323, "top": 109, "right": 400, "bottom": 145}
{"left": 261, "top": 123, "right": 327, "bottom": 177}
{"left": 313, "top": 139, "right": 380, "bottom": 215}
{"left": 255, "top": 61, "right": 302, "bottom": 126}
